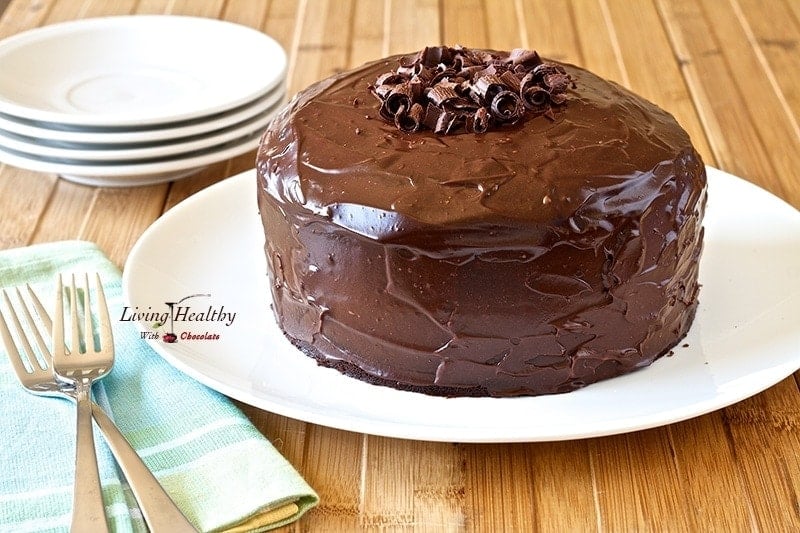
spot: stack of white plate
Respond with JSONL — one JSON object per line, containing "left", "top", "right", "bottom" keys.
{"left": 0, "top": 16, "right": 287, "bottom": 186}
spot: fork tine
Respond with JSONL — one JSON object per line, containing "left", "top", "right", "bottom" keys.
{"left": 70, "top": 274, "right": 80, "bottom": 354}
{"left": 14, "top": 287, "right": 50, "bottom": 370}
{"left": 1, "top": 289, "right": 37, "bottom": 374}
{"left": 82, "top": 273, "right": 93, "bottom": 353}
{"left": 1, "top": 291, "right": 30, "bottom": 377}
{"left": 53, "top": 274, "right": 66, "bottom": 357}
{"left": 27, "top": 283, "right": 68, "bottom": 357}
{"left": 93, "top": 274, "right": 113, "bottom": 354}
{"left": 27, "top": 283, "right": 52, "bottom": 334}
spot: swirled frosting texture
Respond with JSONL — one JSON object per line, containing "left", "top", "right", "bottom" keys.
{"left": 257, "top": 52, "right": 707, "bottom": 397}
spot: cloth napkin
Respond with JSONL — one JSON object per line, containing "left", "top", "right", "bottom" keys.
{"left": 0, "top": 241, "right": 318, "bottom": 533}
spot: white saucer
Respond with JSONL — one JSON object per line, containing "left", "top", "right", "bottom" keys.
{"left": 0, "top": 127, "right": 266, "bottom": 187}
{"left": 0, "top": 95, "right": 282, "bottom": 161}
{"left": 0, "top": 16, "right": 286, "bottom": 126}
{"left": 0, "top": 86, "right": 285, "bottom": 144}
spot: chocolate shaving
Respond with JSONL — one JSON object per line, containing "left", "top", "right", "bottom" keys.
{"left": 427, "top": 83, "right": 460, "bottom": 106}
{"left": 490, "top": 90, "right": 523, "bottom": 122}
{"left": 422, "top": 103, "right": 443, "bottom": 131}
{"left": 472, "top": 74, "right": 505, "bottom": 102}
{"left": 380, "top": 82, "right": 413, "bottom": 121}
{"left": 394, "top": 102, "right": 425, "bottom": 132}
{"left": 369, "top": 45, "right": 573, "bottom": 135}
{"left": 375, "top": 72, "right": 406, "bottom": 86}
{"left": 508, "top": 48, "right": 543, "bottom": 67}
{"left": 468, "top": 107, "right": 492, "bottom": 133}
{"left": 499, "top": 70, "right": 521, "bottom": 93}
{"left": 544, "top": 72, "right": 571, "bottom": 92}
{"left": 521, "top": 86, "right": 550, "bottom": 110}
{"left": 422, "top": 104, "right": 462, "bottom": 134}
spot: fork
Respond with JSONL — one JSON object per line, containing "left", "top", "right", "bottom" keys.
{"left": 51, "top": 273, "right": 114, "bottom": 532}
{"left": 0, "top": 278, "right": 197, "bottom": 532}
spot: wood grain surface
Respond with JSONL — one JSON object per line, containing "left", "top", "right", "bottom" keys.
{"left": 0, "top": 1, "right": 798, "bottom": 531}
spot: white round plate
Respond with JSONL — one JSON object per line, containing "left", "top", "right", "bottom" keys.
{"left": 0, "top": 94, "right": 283, "bottom": 161}
{"left": 122, "top": 167, "right": 800, "bottom": 442}
{"left": 0, "top": 86, "right": 285, "bottom": 144}
{"left": 0, "top": 16, "right": 286, "bottom": 126}
{"left": 0, "top": 125, "right": 268, "bottom": 186}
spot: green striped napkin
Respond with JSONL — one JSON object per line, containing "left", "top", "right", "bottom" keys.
{"left": 0, "top": 241, "right": 317, "bottom": 532}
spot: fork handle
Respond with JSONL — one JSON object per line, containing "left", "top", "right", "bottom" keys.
{"left": 72, "top": 383, "right": 110, "bottom": 532}
{"left": 90, "top": 402, "right": 198, "bottom": 532}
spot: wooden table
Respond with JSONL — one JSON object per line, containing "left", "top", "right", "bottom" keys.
{"left": 1, "top": 1, "right": 798, "bottom": 531}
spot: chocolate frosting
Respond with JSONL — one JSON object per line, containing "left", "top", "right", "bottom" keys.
{"left": 257, "top": 51, "right": 707, "bottom": 397}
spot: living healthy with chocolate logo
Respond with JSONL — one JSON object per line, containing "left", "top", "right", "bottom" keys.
{"left": 119, "top": 292, "right": 237, "bottom": 343}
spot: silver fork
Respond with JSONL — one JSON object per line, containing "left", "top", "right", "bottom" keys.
{"left": 51, "top": 273, "right": 113, "bottom": 532}
{"left": 0, "top": 279, "right": 197, "bottom": 532}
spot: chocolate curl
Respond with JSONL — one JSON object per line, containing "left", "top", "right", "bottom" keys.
{"left": 396, "top": 63, "right": 423, "bottom": 77}
{"left": 519, "top": 72, "right": 535, "bottom": 89}
{"left": 519, "top": 72, "right": 546, "bottom": 110}
{"left": 476, "top": 50, "right": 497, "bottom": 65}
{"left": 375, "top": 72, "right": 407, "bottom": 86}
{"left": 521, "top": 86, "right": 550, "bottom": 110}
{"left": 419, "top": 46, "right": 454, "bottom": 67}
{"left": 394, "top": 102, "right": 425, "bottom": 132}
{"left": 455, "top": 46, "right": 481, "bottom": 66}
{"left": 468, "top": 107, "right": 492, "bottom": 133}
{"left": 372, "top": 46, "right": 574, "bottom": 135}
{"left": 370, "top": 72, "right": 408, "bottom": 101}
{"left": 543, "top": 71, "right": 571, "bottom": 93}
{"left": 508, "top": 48, "right": 543, "bottom": 68}
{"left": 372, "top": 84, "right": 393, "bottom": 99}
{"left": 422, "top": 103, "right": 443, "bottom": 131}
{"left": 436, "top": 111, "right": 463, "bottom": 134}
{"left": 423, "top": 104, "right": 462, "bottom": 134}
{"left": 427, "top": 83, "right": 459, "bottom": 106}
{"left": 399, "top": 51, "right": 421, "bottom": 68}
{"left": 490, "top": 90, "right": 523, "bottom": 122}
{"left": 414, "top": 66, "right": 436, "bottom": 84}
{"left": 457, "top": 64, "right": 485, "bottom": 79}
{"left": 409, "top": 77, "right": 426, "bottom": 101}
{"left": 445, "top": 97, "right": 479, "bottom": 113}
{"left": 533, "top": 63, "right": 564, "bottom": 82}
{"left": 450, "top": 53, "right": 465, "bottom": 72}
{"left": 474, "top": 64, "right": 498, "bottom": 79}
{"left": 471, "top": 74, "right": 505, "bottom": 103}
{"left": 380, "top": 82, "right": 414, "bottom": 121}
{"left": 499, "top": 70, "right": 521, "bottom": 93}
{"left": 430, "top": 67, "right": 458, "bottom": 85}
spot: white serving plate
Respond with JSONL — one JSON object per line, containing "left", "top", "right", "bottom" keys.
{"left": 0, "top": 94, "right": 282, "bottom": 161}
{"left": 0, "top": 16, "right": 286, "bottom": 126}
{"left": 122, "top": 167, "right": 800, "bottom": 442}
{"left": 0, "top": 86, "right": 285, "bottom": 144}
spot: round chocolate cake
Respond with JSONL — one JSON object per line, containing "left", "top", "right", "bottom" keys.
{"left": 256, "top": 46, "right": 707, "bottom": 397}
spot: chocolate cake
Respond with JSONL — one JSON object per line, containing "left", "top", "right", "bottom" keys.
{"left": 256, "top": 46, "right": 707, "bottom": 397}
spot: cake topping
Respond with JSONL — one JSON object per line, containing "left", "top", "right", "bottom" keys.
{"left": 369, "top": 45, "right": 574, "bottom": 135}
